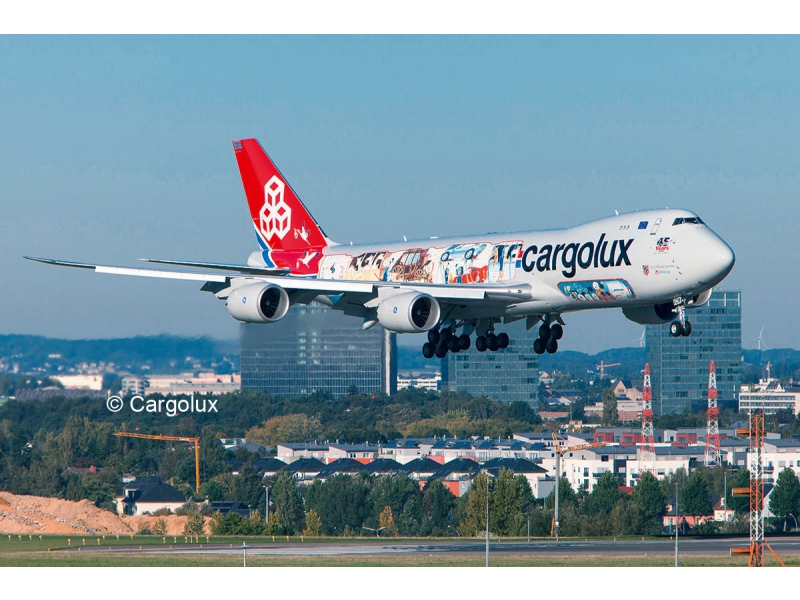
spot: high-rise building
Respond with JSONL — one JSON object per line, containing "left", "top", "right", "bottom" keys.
{"left": 440, "top": 321, "right": 539, "bottom": 407}
{"left": 646, "top": 289, "right": 741, "bottom": 415}
{"left": 241, "top": 304, "right": 396, "bottom": 397}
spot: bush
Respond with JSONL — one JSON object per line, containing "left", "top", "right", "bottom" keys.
{"left": 176, "top": 500, "right": 200, "bottom": 515}
{"left": 152, "top": 518, "right": 167, "bottom": 536}
{"left": 152, "top": 507, "right": 172, "bottom": 517}
{"left": 183, "top": 511, "right": 206, "bottom": 536}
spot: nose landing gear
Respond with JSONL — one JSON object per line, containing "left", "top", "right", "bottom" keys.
{"left": 669, "top": 298, "right": 693, "bottom": 337}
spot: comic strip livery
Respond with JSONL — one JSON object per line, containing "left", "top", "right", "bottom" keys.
{"left": 27, "top": 138, "right": 736, "bottom": 358}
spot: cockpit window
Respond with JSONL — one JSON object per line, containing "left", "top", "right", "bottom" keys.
{"left": 672, "top": 217, "right": 704, "bottom": 226}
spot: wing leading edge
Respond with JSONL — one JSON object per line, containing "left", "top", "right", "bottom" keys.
{"left": 24, "top": 256, "right": 536, "bottom": 304}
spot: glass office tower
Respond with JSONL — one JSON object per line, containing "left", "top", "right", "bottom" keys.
{"left": 241, "top": 304, "right": 396, "bottom": 397}
{"left": 441, "top": 320, "right": 539, "bottom": 407}
{"left": 646, "top": 289, "right": 742, "bottom": 414}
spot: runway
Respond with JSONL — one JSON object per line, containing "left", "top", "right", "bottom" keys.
{"left": 60, "top": 536, "right": 800, "bottom": 558}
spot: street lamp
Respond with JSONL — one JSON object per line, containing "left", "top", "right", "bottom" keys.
{"left": 674, "top": 479, "right": 679, "bottom": 568}
{"left": 484, "top": 471, "right": 490, "bottom": 568}
{"left": 446, "top": 525, "right": 461, "bottom": 537}
{"left": 261, "top": 484, "right": 270, "bottom": 526}
{"left": 788, "top": 513, "right": 798, "bottom": 532}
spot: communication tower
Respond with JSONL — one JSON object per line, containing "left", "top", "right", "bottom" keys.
{"left": 705, "top": 361, "right": 721, "bottom": 467}
{"left": 638, "top": 363, "right": 655, "bottom": 473}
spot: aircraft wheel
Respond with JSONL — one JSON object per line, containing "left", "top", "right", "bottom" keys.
{"left": 682, "top": 321, "right": 692, "bottom": 337}
{"left": 497, "top": 332, "right": 509, "bottom": 349}
{"left": 551, "top": 324, "right": 563, "bottom": 340}
{"left": 435, "top": 345, "right": 449, "bottom": 359}
{"left": 486, "top": 333, "right": 499, "bottom": 352}
{"left": 448, "top": 337, "right": 461, "bottom": 353}
{"left": 459, "top": 334, "right": 471, "bottom": 351}
{"left": 428, "top": 329, "right": 440, "bottom": 344}
{"left": 422, "top": 343, "right": 435, "bottom": 359}
{"left": 670, "top": 322, "right": 684, "bottom": 337}
{"left": 533, "top": 338, "right": 546, "bottom": 355}
{"left": 539, "top": 323, "right": 551, "bottom": 340}
{"left": 476, "top": 336, "right": 487, "bottom": 352}
{"left": 546, "top": 338, "right": 559, "bottom": 354}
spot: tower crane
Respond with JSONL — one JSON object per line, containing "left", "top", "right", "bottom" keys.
{"left": 596, "top": 361, "right": 621, "bottom": 380}
{"left": 550, "top": 434, "right": 607, "bottom": 540}
{"left": 114, "top": 432, "right": 201, "bottom": 491}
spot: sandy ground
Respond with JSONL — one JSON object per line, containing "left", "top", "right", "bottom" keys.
{"left": 0, "top": 492, "right": 211, "bottom": 536}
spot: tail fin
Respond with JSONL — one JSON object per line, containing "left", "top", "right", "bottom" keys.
{"left": 233, "top": 139, "right": 331, "bottom": 275}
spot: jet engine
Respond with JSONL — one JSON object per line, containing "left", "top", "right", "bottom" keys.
{"left": 377, "top": 292, "right": 440, "bottom": 333}
{"left": 226, "top": 283, "right": 290, "bottom": 323}
{"left": 622, "top": 302, "right": 676, "bottom": 325}
{"left": 688, "top": 288, "right": 713, "bottom": 309}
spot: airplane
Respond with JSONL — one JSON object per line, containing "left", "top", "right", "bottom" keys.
{"left": 26, "top": 138, "right": 735, "bottom": 359}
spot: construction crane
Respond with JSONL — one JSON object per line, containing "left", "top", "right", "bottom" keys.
{"left": 114, "top": 432, "right": 201, "bottom": 491}
{"left": 550, "top": 434, "right": 607, "bottom": 540}
{"left": 730, "top": 412, "right": 784, "bottom": 567}
{"left": 596, "top": 360, "right": 621, "bottom": 380}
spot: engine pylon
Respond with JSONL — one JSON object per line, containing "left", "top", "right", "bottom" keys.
{"left": 705, "top": 361, "right": 721, "bottom": 467}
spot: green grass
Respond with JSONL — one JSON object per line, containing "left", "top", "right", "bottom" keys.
{"left": 2, "top": 552, "right": 797, "bottom": 567}
{"left": 1, "top": 534, "right": 797, "bottom": 567}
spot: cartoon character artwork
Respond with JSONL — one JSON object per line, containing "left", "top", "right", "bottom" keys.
{"left": 488, "top": 242, "right": 523, "bottom": 283}
{"left": 318, "top": 240, "right": 527, "bottom": 285}
{"left": 387, "top": 248, "right": 434, "bottom": 283}
{"left": 559, "top": 279, "right": 636, "bottom": 302}
{"left": 436, "top": 243, "right": 490, "bottom": 284}
{"left": 344, "top": 251, "right": 392, "bottom": 281}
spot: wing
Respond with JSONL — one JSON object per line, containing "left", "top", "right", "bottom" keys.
{"left": 24, "top": 256, "right": 548, "bottom": 319}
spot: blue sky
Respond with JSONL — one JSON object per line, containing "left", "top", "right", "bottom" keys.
{"left": 1, "top": 36, "right": 798, "bottom": 353}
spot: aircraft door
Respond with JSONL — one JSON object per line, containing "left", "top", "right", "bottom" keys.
{"left": 650, "top": 218, "right": 662, "bottom": 235}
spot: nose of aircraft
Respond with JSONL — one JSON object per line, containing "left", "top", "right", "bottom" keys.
{"left": 710, "top": 236, "right": 735, "bottom": 282}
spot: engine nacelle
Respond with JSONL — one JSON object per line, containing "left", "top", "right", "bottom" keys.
{"left": 377, "top": 292, "right": 440, "bottom": 333}
{"left": 226, "top": 283, "right": 290, "bottom": 323}
{"left": 688, "top": 288, "right": 713, "bottom": 309}
{"left": 622, "top": 302, "right": 676, "bottom": 325}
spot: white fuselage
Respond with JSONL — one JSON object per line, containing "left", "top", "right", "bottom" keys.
{"left": 314, "top": 208, "right": 734, "bottom": 321}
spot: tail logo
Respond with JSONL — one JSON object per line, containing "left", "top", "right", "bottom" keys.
{"left": 260, "top": 175, "right": 291, "bottom": 240}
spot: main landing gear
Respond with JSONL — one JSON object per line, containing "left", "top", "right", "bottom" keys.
{"left": 669, "top": 298, "right": 693, "bottom": 338}
{"left": 533, "top": 321, "right": 563, "bottom": 355}
{"left": 421, "top": 324, "right": 509, "bottom": 358}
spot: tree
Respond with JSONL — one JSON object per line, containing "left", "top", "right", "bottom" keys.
{"left": 769, "top": 468, "right": 800, "bottom": 531}
{"left": 305, "top": 474, "right": 372, "bottom": 536}
{"left": 459, "top": 473, "right": 491, "bottom": 537}
{"left": 490, "top": 469, "right": 535, "bottom": 536}
{"left": 271, "top": 471, "right": 305, "bottom": 535}
{"left": 544, "top": 477, "right": 577, "bottom": 510}
{"left": 584, "top": 472, "right": 623, "bottom": 516}
{"left": 728, "top": 468, "right": 751, "bottom": 514}
{"left": 631, "top": 471, "right": 666, "bottom": 523}
{"left": 368, "top": 473, "right": 422, "bottom": 535}
{"left": 601, "top": 388, "right": 619, "bottom": 426}
{"left": 379, "top": 505, "right": 398, "bottom": 536}
{"left": 680, "top": 470, "right": 713, "bottom": 517}
{"left": 610, "top": 498, "right": 646, "bottom": 535}
{"left": 245, "top": 414, "right": 323, "bottom": 447}
{"left": 422, "top": 479, "right": 457, "bottom": 536}
{"left": 304, "top": 509, "right": 323, "bottom": 537}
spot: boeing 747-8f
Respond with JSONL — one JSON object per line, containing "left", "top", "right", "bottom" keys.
{"left": 27, "top": 139, "right": 735, "bottom": 358}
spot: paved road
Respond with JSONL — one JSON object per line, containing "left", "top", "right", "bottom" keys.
{"left": 62, "top": 537, "right": 800, "bottom": 557}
